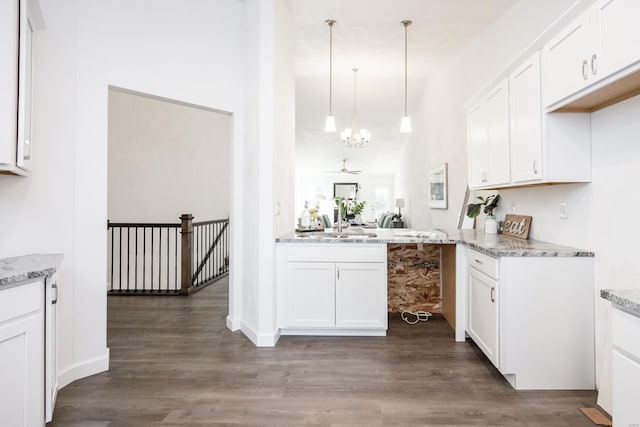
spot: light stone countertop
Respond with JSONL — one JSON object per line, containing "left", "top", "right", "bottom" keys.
{"left": 601, "top": 289, "right": 640, "bottom": 317}
{"left": 0, "top": 254, "right": 64, "bottom": 290}
{"left": 276, "top": 228, "right": 594, "bottom": 258}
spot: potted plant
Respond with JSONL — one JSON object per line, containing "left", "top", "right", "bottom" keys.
{"left": 351, "top": 200, "right": 366, "bottom": 225}
{"left": 466, "top": 194, "right": 500, "bottom": 234}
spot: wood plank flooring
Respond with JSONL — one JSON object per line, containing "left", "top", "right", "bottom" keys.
{"left": 49, "top": 278, "right": 599, "bottom": 426}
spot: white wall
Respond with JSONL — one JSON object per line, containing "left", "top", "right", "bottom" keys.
{"left": 0, "top": 0, "right": 277, "bottom": 389}
{"left": 107, "top": 89, "right": 230, "bottom": 223}
{"left": 232, "top": 0, "right": 295, "bottom": 346}
{"left": 399, "top": 0, "right": 635, "bottom": 413}
{"left": 0, "top": 0, "right": 79, "bottom": 386}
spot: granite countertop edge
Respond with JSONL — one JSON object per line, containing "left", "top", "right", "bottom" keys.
{"left": 0, "top": 254, "right": 64, "bottom": 289}
{"left": 276, "top": 229, "right": 594, "bottom": 258}
{"left": 601, "top": 289, "right": 640, "bottom": 316}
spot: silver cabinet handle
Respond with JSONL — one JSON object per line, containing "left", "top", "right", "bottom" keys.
{"left": 52, "top": 283, "right": 58, "bottom": 305}
{"left": 582, "top": 59, "right": 588, "bottom": 80}
{"left": 591, "top": 54, "right": 598, "bottom": 75}
{"left": 490, "top": 287, "right": 495, "bottom": 303}
{"left": 337, "top": 269, "right": 340, "bottom": 280}
{"left": 533, "top": 159, "right": 539, "bottom": 175}
{"left": 474, "top": 259, "right": 484, "bottom": 265}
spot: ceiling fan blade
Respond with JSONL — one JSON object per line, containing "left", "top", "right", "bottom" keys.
{"left": 347, "top": 170, "right": 362, "bottom": 174}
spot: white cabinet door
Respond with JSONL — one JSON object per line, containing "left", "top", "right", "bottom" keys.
{"left": 0, "top": 281, "right": 44, "bottom": 427}
{"left": 45, "top": 275, "right": 58, "bottom": 422}
{"left": 283, "top": 262, "right": 336, "bottom": 328}
{"left": 335, "top": 262, "right": 386, "bottom": 329}
{"left": 544, "top": 13, "right": 595, "bottom": 106}
{"left": 612, "top": 350, "right": 640, "bottom": 426}
{"left": 510, "top": 52, "right": 543, "bottom": 183}
{"left": 485, "top": 80, "right": 511, "bottom": 187}
{"left": 595, "top": 0, "right": 640, "bottom": 77}
{"left": 467, "top": 102, "right": 488, "bottom": 188}
{"left": 468, "top": 267, "right": 499, "bottom": 368}
{"left": 467, "top": 79, "right": 510, "bottom": 189}
{"left": 0, "top": 0, "right": 19, "bottom": 166}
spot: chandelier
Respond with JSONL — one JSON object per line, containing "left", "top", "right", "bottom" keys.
{"left": 341, "top": 68, "right": 371, "bottom": 148}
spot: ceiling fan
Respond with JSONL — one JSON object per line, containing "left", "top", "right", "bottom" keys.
{"left": 326, "top": 159, "right": 362, "bottom": 175}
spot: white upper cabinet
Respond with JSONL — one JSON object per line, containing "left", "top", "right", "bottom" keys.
{"left": 543, "top": 12, "right": 596, "bottom": 107}
{"left": 468, "top": 52, "right": 591, "bottom": 190}
{"left": 544, "top": 0, "right": 640, "bottom": 110}
{"left": 595, "top": 0, "right": 640, "bottom": 77}
{"left": 0, "top": 0, "right": 20, "bottom": 170}
{"left": 467, "top": 79, "right": 510, "bottom": 190}
{"left": 510, "top": 52, "right": 543, "bottom": 183}
{"left": 0, "top": 0, "right": 37, "bottom": 176}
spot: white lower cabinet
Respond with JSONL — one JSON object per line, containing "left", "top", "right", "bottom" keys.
{"left": 466, "top": 248, "right": 595, "bottom": 390}
{"left": 611, "top": 307, "right": 640, "bottom": 426}
{"left": 0, "top": 280, "right": 44, "bottom": 427}
{"left": 468, "top": 266, "right": 499, "bottom": 368}
{"left": 278, "top": 244, "right": 387, "bottom": 335}
{"left": 283, "top": 262, "right": 335, "bottom": 328}
{"left": 335, "top": 262, "right": 386, "bottom": 329}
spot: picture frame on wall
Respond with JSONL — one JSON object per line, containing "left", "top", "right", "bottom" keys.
{"left": 428, "top": 163, "right": 448, "bottom": 209}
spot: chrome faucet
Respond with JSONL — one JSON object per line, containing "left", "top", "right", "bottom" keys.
{"left": 336, "top": 197, "right": 345, "bottom": 233}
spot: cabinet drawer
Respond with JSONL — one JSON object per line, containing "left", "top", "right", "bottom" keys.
{"left": 612, "top": 307, "right": 640, "bottom": 358}
{"left": 0, "top": 280, "right": 43, "bottom": 324}
{"left": 467, "top": 249, "right": 499, "bottom": 279}
{"left": 279, "top": 244, "right": 386, "bottom": 263}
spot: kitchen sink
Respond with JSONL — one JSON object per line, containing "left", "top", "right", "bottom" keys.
{"left": 295, "top": 231, "right": 377, "bottom": 239}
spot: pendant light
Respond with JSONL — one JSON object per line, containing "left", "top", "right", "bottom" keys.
{"left": 341, "top": 68, "right": 370, "bottom": 148}
{"left": 324, "top": 19, "right": 337, "bottom": 132}
{"left": 400, "top": 20, "right": 412, "bottom": 133}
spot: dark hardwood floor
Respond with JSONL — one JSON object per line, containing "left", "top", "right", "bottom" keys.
{"left": 49, "top": 278, "right": 598, "bottom": 426}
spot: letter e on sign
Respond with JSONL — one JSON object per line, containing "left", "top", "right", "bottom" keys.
{"left": 502, "top": 214, "right": 532, "bottom": 239}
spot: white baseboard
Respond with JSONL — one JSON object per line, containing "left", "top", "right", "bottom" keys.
{"left": 226, "top": 315, "right": 241, "bottom": 332}
{"left": 58, "top": 348, "right": 110, "bottom": 389}
{"left": 240, "top": 322, "right": 280, "bottom": 347}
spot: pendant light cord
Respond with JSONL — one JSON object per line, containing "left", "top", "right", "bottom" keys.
{"left": 352, "top": 68, "right": 358, "bottom": 130}
{"left": 402, "top": 20, "right": 412, "bottom": 117}
{"left": 326, "top": 20, "right": 335, "bottom": 116}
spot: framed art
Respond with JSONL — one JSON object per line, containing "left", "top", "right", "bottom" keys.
{"left": 428, "top": 163, "right": 448, "bottom": 209}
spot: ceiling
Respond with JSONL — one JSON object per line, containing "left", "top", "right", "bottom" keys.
{"left": 287, "top": 0, "right": 517, "bottom": 176}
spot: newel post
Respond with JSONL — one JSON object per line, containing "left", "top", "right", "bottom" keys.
{"left": 180, "top": 214, "right": 194, "bottom": 295}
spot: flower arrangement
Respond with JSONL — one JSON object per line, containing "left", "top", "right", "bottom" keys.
{"left": 351, "top": 200, "right": 366, "bottom": 214}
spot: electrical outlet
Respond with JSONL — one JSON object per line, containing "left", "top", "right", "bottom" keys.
{"left": 511, "top": 202, "right": 516, "bottom": 214}
{"left": 560, "top": 202, "right": 568, "bottom": 219}
{"left": 275, "top": 202, "right": 281, "bottom": 216}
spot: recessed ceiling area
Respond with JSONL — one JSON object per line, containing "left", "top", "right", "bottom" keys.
{"left": 288, "top": 0, "right": 518, "bottom": 176}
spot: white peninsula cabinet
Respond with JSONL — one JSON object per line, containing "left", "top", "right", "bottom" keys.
{"left": 465, "top": 248, "right": 595, "bottom": 390}
{"left": 277, "top": 244, "right": 387, "bottom": 335}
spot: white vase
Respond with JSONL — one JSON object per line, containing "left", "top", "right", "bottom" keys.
{"left": 353, "top": 213, "right": 363, "bottom": 225}
{"left": 484, "top": 215, "right": 498, "bottom": 234}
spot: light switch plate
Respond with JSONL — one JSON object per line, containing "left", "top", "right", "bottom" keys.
{"left": 560, "top": 202, "right": 568, "bottom": 219}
